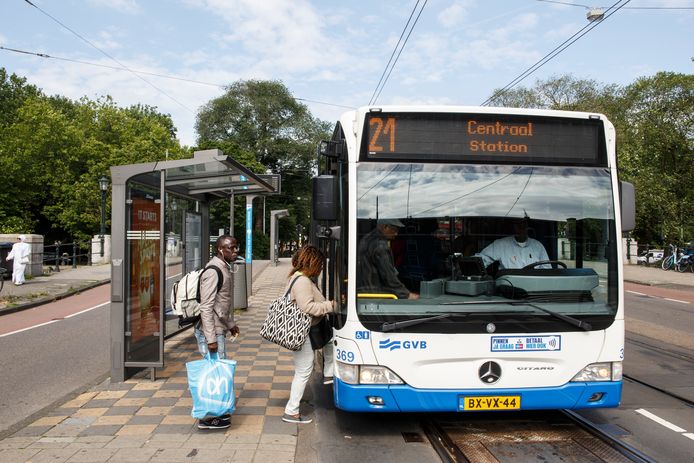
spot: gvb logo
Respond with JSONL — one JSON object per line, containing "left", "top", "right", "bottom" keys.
{"left": 379, "top": 339, "right": 427, "bottom": 351}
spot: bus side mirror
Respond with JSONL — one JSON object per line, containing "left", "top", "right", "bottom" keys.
{"left": 318, "top": 140, "right": 345, "bottom": 159}
{"left": 313, "top": 175, "right": 338, "bottom": 221}
{"left": 620, "top": 181, "right": 635, "bottom": 232}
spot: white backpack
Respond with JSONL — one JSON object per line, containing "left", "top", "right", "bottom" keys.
{"left": 170, "top": 266, "right": 223, "bottom": 323}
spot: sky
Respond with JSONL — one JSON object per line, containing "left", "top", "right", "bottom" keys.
{"left": 1, "top": 0, "right": 692, "bottom": 147}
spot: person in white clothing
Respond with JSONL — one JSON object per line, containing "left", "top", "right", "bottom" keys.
{"left": 6, "top": 235, "right": 31, "bottom": 285}
{"left": 477, "top": 218, "right": 549, "bottom": 270}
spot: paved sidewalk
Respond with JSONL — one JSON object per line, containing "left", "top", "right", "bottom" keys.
{"left": 0, "top": 264, "right": 112, "bottom": 314}
{"left": 623, "top": 263, "right": 694, "bottom": 292}
{"left": 0, "top": 258, "right": 310, "bottom": 463}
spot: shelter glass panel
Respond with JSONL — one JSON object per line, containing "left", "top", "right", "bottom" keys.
{"left": 125, "top": 172, "right": 163, "bottom": 364}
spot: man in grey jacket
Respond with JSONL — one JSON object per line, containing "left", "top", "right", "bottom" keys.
{"left": 194, "top": 234, "right": 240, "bottom": 429}
{"left": 357, "top": 219, "right": 419, "bottom": 300}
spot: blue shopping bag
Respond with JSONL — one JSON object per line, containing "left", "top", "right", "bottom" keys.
{"left": 186, "top": 353, "right": 237, "bottom": 419}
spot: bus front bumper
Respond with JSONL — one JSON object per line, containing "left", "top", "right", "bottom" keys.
{"left": 333, "top": 379, "right": 622, "bottom": 412}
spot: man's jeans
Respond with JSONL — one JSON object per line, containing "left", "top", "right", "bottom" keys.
{"left": 284, "top": 340, "right": 334, "bottom": 416}
{"left": 194, "top": 327, "right": 227, "bottom": 359}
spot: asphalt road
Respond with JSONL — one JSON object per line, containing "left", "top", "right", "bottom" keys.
{"left": 0, "top": 287, "right": 110, "bottom": 437}
{"left": 576, "top": 282, "right": 694, "bottom": 463}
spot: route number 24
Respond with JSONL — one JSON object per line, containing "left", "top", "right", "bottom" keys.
{"left": 336, "top": 349, "right": 355, "bottom": 363}
{"left": 369, "top": 117, "right": 395, "bottom": 153}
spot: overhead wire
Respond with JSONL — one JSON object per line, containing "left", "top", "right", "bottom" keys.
{"left": 0, "top": 45, "right": 355, "bottom": 110}
{"left": 368, "top": 0, "right": 420, "bottom": 106}
{"left": 537, "top": 0, "right": 694, "bottom": 9}
{"left": 481, "top": 0, "right": 632, "bottom": 106}
{"left": 369, "top": 0, "right": 428, "bottom": 105}
{"left": 22, "top": 0, "right": 195, "bottom": 114}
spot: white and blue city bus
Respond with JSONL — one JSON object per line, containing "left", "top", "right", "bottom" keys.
{"left": 312, "top": 106, "right": 636, "bottom": 413}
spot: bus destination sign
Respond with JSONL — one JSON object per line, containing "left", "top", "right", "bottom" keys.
{"left": 361, "top": 112, "right": 605, "bottom": 166}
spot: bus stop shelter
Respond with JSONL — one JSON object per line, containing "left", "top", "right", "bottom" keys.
{"left": 109, "top": 149, "right": 278, "bottom": 382}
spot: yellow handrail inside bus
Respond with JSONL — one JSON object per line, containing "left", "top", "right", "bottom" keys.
{"left": 357, "top": 293, "right": 399, "bottom": 299}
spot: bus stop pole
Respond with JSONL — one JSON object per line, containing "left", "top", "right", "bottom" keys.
{"left": 229, "top": 192, "right": 234, "bottom": 237}
{"left": 245, "top": 195, "right": 257, "bottom": 296}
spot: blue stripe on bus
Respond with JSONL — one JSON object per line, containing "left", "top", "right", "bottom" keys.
{"left": 333, "top": 379, "right": 621, "bottom": 412}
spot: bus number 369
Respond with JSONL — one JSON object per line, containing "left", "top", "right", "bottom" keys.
{"left": 336, "top": 349, "right": 355, "bottom": 363}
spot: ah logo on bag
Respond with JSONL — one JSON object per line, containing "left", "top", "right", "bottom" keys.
{"left": 205, "top": 375, "right": 230, "bottom": 396}
{"left": 187, "top": 356, "right": 237, "bottom": 419}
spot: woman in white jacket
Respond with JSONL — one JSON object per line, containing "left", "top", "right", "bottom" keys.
{"left": 282, "top": 245, "right": 335, "bottom": 424}
{"left": 6, "top": 235, "right": 31, "bottom": 285}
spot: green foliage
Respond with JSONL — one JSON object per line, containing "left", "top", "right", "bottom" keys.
{"left": 196, "top": 79, "right": 331, "bottom": 245}
{"left": 485, "top": 72, "right": 693, "bottom": 246}
{"left": 0, "top": 68, "right": 187, "bottom": 241}
{"left": 618, "top": 72, "right": 694, "bottom": 245}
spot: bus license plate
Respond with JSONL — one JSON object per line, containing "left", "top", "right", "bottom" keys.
{"left": 460, "top": 396, "right": 521, "bottom": 410}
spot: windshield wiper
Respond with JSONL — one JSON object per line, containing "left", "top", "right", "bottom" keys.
{"left": 381, "top": 313, "right": 455, "bottom": 332}
{"left": 511, "top": 302, "right": 592, "bottom": 331}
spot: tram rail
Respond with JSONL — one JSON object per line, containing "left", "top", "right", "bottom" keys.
{"left": 421, "top": 409, "right": 657, "bottom": 463}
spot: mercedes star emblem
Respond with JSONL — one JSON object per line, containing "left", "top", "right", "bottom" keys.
{"left": 479, "top": 361, "right": 502, "bottom": 384}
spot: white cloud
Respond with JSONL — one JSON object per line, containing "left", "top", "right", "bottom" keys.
{"left": 183, "top": 0, "right": 352, "bottom": 78}
{"left": 438, "top": 0, "right": 475, "bottom": 28}
{"left": 91, "top": 30, "right": 124, "bottom": 51}
{"left": 88, "top": 0, "right": 142, "bottom": 14}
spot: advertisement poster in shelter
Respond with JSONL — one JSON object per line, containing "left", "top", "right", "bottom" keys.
{"left": 129, "top": 196, "right": 161, "bottom": 344}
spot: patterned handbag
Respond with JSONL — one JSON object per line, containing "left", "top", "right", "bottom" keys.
{"left": 260, "top": 276, "right": 312, "bottom": 351}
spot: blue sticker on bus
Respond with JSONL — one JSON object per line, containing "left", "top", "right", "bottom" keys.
{"left": 355, "top": 331, "right": 370, "bottom": 340}
{"left": 491, "top": 335, "right": 561, "bottom": 352}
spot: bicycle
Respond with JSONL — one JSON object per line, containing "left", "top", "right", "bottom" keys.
{"left": 675, "top": 252, "right": 694, "bottom": 273}
{"left": 661, "top": 244, "right": 681, "bottom": 271}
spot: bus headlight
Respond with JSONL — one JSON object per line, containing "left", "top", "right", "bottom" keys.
{"left": 336, "top": 361, "right": 359, "bottom": 384}
{"left": 571, "top": 362, "right": 622, "bottom": 382}
{"left": 360, "top": 366, "right": 404, "bottom": 384}
{"left": 335, "top": 362, "right": 404, "bottom": 385}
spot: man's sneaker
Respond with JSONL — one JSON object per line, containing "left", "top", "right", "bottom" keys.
{"left": 282, "top": 413, "right": 313, "bottom": 424}
{"left": 198, "top": 417, "right": 231, "bottom": 429}
{"left": 323, "top": 377, "right": 334, "bottom": 385}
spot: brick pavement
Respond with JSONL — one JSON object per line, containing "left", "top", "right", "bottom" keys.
{"left": 0, "top": 259, "right": 311, "bottom": 463}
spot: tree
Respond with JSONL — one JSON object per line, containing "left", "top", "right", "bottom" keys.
{"left": 196, "top": 80, "right": 331, "bottom": 254}
{"left": 486, "top": 74, "right": 620, "bottom": 113}
{"left": 0, "top": 69, "right": 188, "bottom": 241}
{"left": 196, "top": 80, "right": 330, "bottom": 171}
{"left": 484, "top": 73, "right": 693, "bottom": 246}
{"left": 618, "top": 72, "right": 694, "bottom": 245}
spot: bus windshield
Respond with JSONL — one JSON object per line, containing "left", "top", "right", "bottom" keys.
{"left": 355, "top": 163, "right": 618, "bottom": 333}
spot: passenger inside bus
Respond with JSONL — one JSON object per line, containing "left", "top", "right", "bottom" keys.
{"left": 357, "top": 219, "right": 419, "bottom": 300}
{"left": 394, "top": 219, "right": 446, "bottom": 292}
{"left": 476, "top": 217, "right": 550, "bottom": 272}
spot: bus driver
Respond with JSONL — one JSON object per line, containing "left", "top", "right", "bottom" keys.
{"left": 477, "top": 217, "right": 549, "bottom": 270}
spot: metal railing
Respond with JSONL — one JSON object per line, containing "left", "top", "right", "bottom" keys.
{"left": 42, "top": 241, "right": 94, "bottom": 272}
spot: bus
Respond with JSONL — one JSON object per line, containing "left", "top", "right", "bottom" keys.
{"left": 312, "top": 106, "right": 635, "bottom": 412}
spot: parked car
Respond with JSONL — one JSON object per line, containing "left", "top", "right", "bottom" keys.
{"left": 637, "top": 250, "right": 664, "bottom": 265}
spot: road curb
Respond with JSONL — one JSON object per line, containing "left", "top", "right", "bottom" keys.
{"left": 0, "top": 279, "right": 111, "bottom": 317}
{"left": 625, "top": 278, "right": 694, "bottom": 294}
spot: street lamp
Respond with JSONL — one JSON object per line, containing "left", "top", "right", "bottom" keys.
{"left": 99, "top": 175, "right": 109, "bottom": 257}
